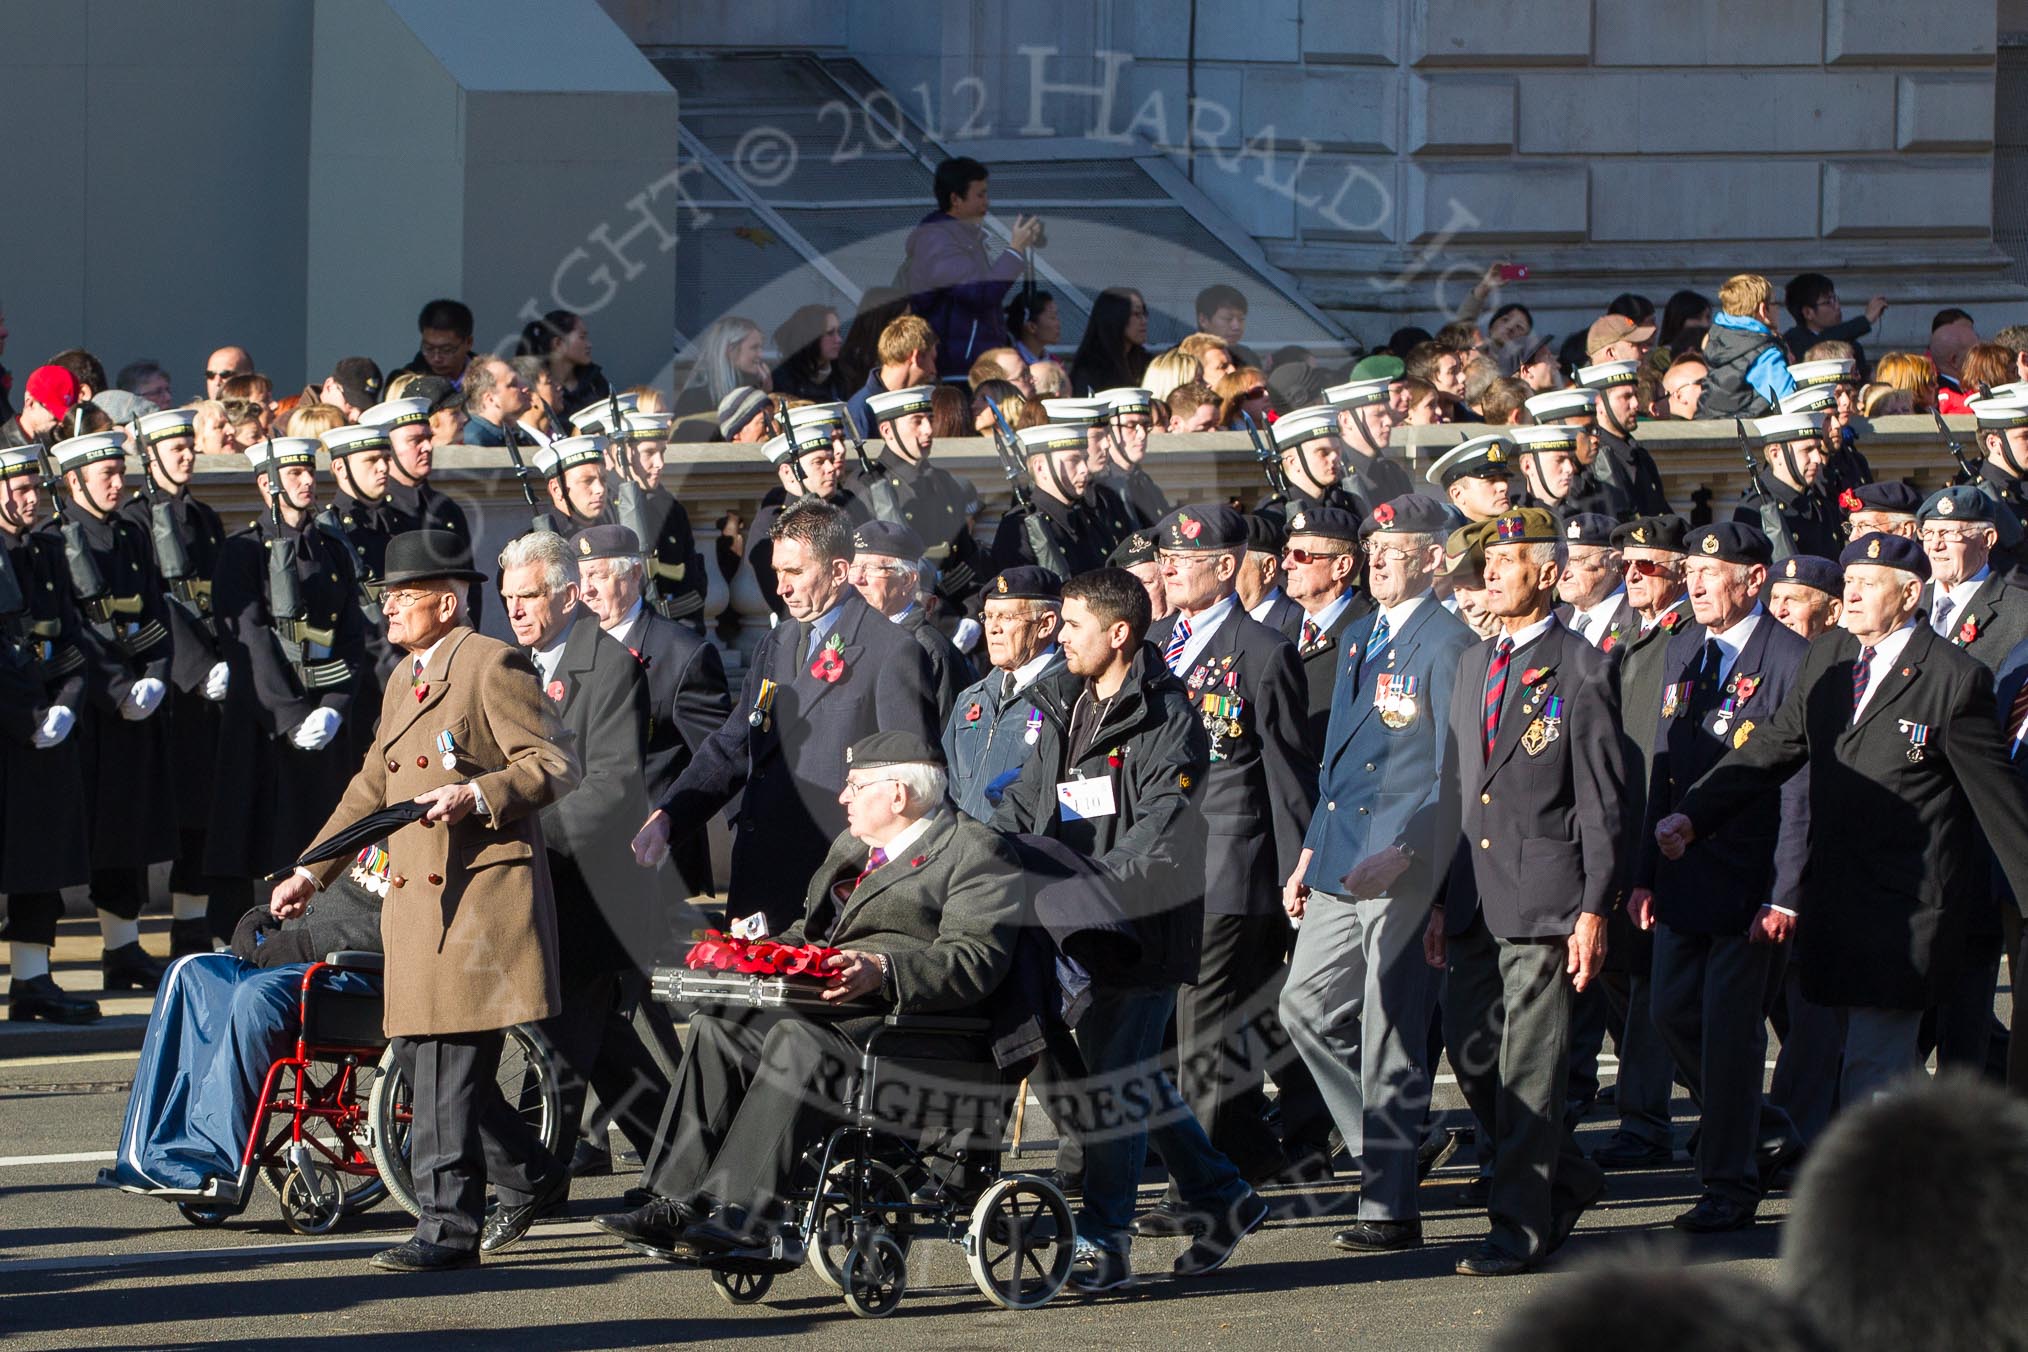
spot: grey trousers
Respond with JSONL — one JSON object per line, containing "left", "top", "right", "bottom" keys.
{"left": 1443, "top": 913, "right": 1604, "bottom": 1261}
{"left": 1841, "top": 1007, "right": 1925, "bottom": 1105}
{"left": 1650, "top": 926, "right": 1794, "bottom": 1205}
{"left": 1605, "top": 968, "right": 1676, "bottom": 1148}
{"left": 1279, "top": 890, "right": 1436, "bottom": 1220}
{"left": 1769, "top": 970, "right": 1847, "bottom": 1145}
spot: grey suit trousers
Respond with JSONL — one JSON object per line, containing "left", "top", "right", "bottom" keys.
{"left": 1444, "top": 912, "right": 1603, "bottom": 1261}
{"left": 1280, "top": 890, "right": 1435, "bottom": 1220}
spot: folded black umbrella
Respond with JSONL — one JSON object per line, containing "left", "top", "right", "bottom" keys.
{"left": 265, "top": 802, "right": 430, "bottom": 879}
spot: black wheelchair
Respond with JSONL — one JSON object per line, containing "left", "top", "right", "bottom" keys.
{"left": 116, "top": 951, "right": 568, "bottom": 1235}
{"left": 648, "top": 971, "right": 1077, "bottom": 1317}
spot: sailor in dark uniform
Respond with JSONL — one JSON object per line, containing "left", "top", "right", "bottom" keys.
{"left": 0, "top": 444, "right": 102, "bottom": 1021}
{"left": 1093, "top": 387, "right": 1170, "bottom": 529}
{"left": 204, "top": 437, "right": 372, "bottom": 936}
{"left": 1789, "top": 358, "right": 1871, "bottom": 494}
{"left": 1522, "top": 388, "right": 1618, "bottom": 519}
{"left": 379, "top": 397, "right": 470, "bottom": 540}
{"left": 51, "top": 430, "right": 178, "bottom": 989}
{"left": 1424, "top": 433, "right": 1517, "bottom": 530}
{"left": 1044, "top": 397, "right": 1142, "bottom": 545}
{"left": 532, "top": 435, "right": 611, "bottom": 539}
{"left": 1255, "top": 405, "right": 1368, "bottom": 528}
{"left": 849, "top": 385, "right": 990, "bottom": 617}
{"left": 1325, "top": 371, "right": 1414, "bottom": 508}
{"left": 1509, "top": 423, "right": 1590, "bottom": 522}
{"left": 320, "top": 420, "right": 405, "bottom": 684}
{"left": 579, "top": 396, "right": 708, "bottom": 627}
{"left": 1577, "top": 359, "right": 1670, "bottom": 517}
{"left": 122, "top": 409, "right": 232, "bottom": 954}
{"left": 1962, "top": 396, "right": 2028, "bottom": 584}
{"left": 748, "top": 427, "right": 860, "bottom": 618}
{"left": 990, "top": 422, "right": 1121, "bottom": 576}
{"left": 1733, "top": 412, "right": 1842, "bottom": 561}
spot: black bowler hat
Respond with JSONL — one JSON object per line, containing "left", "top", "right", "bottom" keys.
{"left": 1772, "top": 553, "right": 1842, "bottom": 597}
{"left": 381, "top": 529, "right": 484, "bottom": 585}
{"left": 988, "top": 566, "right": 1062, "bottom": 602}
{"left": 1841, "top": 531, "right": 1931, "bottom": 580}
{"left": 1685, "top": 522, "right": 1774, "bottom": 568}
{"left": 844, "top": 730, "right": 945, "bottom": 770}
{"left": 572, "top": 524, "right": 643, "bottom": 561}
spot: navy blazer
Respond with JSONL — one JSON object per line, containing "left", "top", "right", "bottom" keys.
{"left": 658, "top": 588, "right": 938, "bottom": 931}
{"left": 1444, "top": 618, "right": 1630, "bottom": 939}
{"left": 1681, "top": 623, "right": 2028, "bottom": 1008}
{"left": 1149, "top": 604, "right": 1317, "bottom": 917}
{"left": 1639, "top": 613, "right": 1810, "bottom": 935}
{"left": 1292, "top": 591, "right": 1380, "bottom": 756}
{"left": 1302, "top": 596, "right": 1474, "bottom": 907}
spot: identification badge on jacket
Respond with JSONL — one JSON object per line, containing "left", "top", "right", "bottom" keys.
{"left": 1057, "top": 776, "right": 1118, "bottom": 821}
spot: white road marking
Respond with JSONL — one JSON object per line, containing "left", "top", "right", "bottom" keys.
{"left": 0, "top": 1151, "right": 116, "bottom": 1168}
{"left": 0, "top": 1221, "right": 606, "bottom": 1276}
{"left": 0, "top": 1050, "right": 140, "bottom": 1068}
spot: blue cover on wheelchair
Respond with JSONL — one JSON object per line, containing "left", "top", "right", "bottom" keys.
{"left": 102, "top": 953, "right": 374, "bottom": 1195}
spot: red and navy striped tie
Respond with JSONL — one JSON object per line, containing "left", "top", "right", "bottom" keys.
{"left": 1482, "top": 636, "right": 1513, "bottom": 755}
{"left": 1164, "top": 615, "right": 1193, "bottom": 672}
{"left": 1851, "top": 645, "right": 1876, "bottom": 722}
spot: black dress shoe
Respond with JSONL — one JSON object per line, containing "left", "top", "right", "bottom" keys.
{"left": 370, "top": 1239, "right": 479, "bottom": 1272}
{"left": 1672, "top": 1194, "right": 1757, "bottom": 1234}
{"left": 7, "top": 975, "right": 102, "bottom": 1024}
{"left": 593, "top": 1197, "right": 703, "bottom": 1257}
{"left": 1417, "top": 1128, "right": 1460, "bottom": 1181}
{"left": 168, "top": 919, "right": 213, "bottom": 958}
{"left": 1332, "top": 1219, "right": 1422, "bottom": 1252}
{"left": 1455, "top": 1242, "right": 1533, "bottom": 1277}
{"left": 1042, "top": 1168, "right": 1083, "bottom": 1199}
{"left": 1130, "top": 1198, "right": 1210, "bottom": 1237}
{"left": 671, "top": 1211, "right": 775, "bottom": 1259}
{"left": 1591, "top": 1136, "right": 1673, "bottom": 1170}
{"left": 569, "top": 1140, "right": 612, "bottom": 1177}
{"left": 480, "top": 1173, "right": 570, "bottom": 1253}
{"left": 1174, "top": 1190, "right": 1268, "bottom": 1277}
{"left": 101, "top": 942, "right": 166, "bottom": 992}
{"left": 1757, "top": 1138, "right": 1805, "bottom": 1191}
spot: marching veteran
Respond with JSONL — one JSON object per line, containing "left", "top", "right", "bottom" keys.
{"left": 268, "top": 529, "right": 582, "bottom": 1273}
{"left": 596, "top": 731, "right": 1021, "bottom": 1263}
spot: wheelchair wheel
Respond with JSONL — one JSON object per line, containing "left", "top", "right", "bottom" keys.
{"left": 261, "top": 1060, "right": 389, "bottom": 1218}
{"left": 709, "top": 1268, "right": 775, "bottom": 1306}
{"left": 806, "top": 1159, "right": 911, "bottom": 1292}
{"left": 176, "top": 1201, "right": 232, "bottom": 1229}
{"left": 280, "top": 1161, "right": 345, "bottom": 1236}
{"left": 965, "top": 1175, "right": 1074, "bottom": 1310}
{"left": 840, "top": 1230, "right": 908, "bottom": 1318}
{"left": 367, "top": 1022, "right": 565, "bottom": 1220}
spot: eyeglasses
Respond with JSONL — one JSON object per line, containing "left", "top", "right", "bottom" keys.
{"left": 420, "top": 340, "right": 467, "bottom": 358}
{"left": 842, "top": 776, "right": 901, "bottom": 794}
{"left": 1919, "top": 527, "right": 1988, "bottom": 544}
{"left": 1239, "top": 386, "right": 1269, "bottom": 401}
{"left": 1625, "top": 557, "right": 1679, "bottom": 577}
{"left": 1157, "top": 551, "right": 1219, "bottom": 568}
{"left": 1357, "top": 542, "right": 1416, "bottom": 562}
{"left": 381, "top": 589, "right": 440, "bottom": 609}
{"left": 1287, "top": 547, "right": 1351, "bottom": 564}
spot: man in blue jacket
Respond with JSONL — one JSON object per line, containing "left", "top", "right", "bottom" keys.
{"left": 903, "top": 157, "right": 1043, "bottom": 380}
{"left": 944, "top": 566, "right": 1064, "bottom": 821}
{"left": 1280, "top": 493, "right": 1474, "bottom": 1254}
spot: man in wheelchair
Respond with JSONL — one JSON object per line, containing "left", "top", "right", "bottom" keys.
{"left": 102, "top": 857, "right": 384, "bottom": 1196}
{"left": 596, "top": 731, "right": 1021, "bottom": 1261}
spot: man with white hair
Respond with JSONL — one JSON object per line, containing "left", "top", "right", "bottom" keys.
{"left": 851, "top": 518, "right": 971, "bottom": 721}
{"left": 942, "top": 565, "right": 1063, "bottom": 822}
{"left": 596, "top": 730, "right": 1021, "bottom": 1263}
{"left": 1659, "top": 532, "right": 2028, "bottom": 1108}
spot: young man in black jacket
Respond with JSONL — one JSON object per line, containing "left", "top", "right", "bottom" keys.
{"left": 994, "top": 568, "right": 1267, "bottom": 1291}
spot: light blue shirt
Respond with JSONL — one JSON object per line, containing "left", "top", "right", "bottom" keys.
{"left": 1168, "top": 592, "right": 1239, "bottom": 673}
{"left": 805, "top": 598, "right": 849, "bottom": 660}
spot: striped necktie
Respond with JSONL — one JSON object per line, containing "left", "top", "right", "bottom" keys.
{"left": 1164, "top": 615, "right": 1193, "bottom": 672}
{"left": 1482, "top": 636, "right": 1513, "bottom": 755}
{"left": 1851, "top": 645, "right": 1877, "bottom": 722}
{"left": 1365, "top": 613, "right": 1392, "bottom": 664}
{"left": 1299, "top": 619, "right": 1320, "bottom": 649}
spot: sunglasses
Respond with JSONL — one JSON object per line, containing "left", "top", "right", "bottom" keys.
{"left": 1625, "top": 557, "right": 1678, "bottom": 577}
{"left": 1239, "top": 386, "right": 1268, "bottom": 401}
{"left": 204, "top": 370, "right": 243, "bottom": 381}
{"left": 1283, "top": 547, "right": 1350, "bottom": 565}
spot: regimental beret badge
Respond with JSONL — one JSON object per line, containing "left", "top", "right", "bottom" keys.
{"left": 1786, "top": 559, "right": 1798, "bottom": 578}
{"left": 1867, "top": 537, "right": 1882, "bottom": 558}
{"left": 1566, "top": 521, "right": 1582, "bottom": 539}
{"left": 1702, "top": 534, "right": 1720, "bottom": 555}
{"left": 1290, "top": 512, "right": 1308, "bottom": 531}
{"left": 843, "top": 746, "right": 855, "bottom": 764}
{"left": 578, "top": 537, "right": 592, "bottom": 555}
{"left": 1631, "top": 526, "right": 1647, "bottom": 544}
{"left": 997, "top": 574, "right": 1009, "bottom": 593}
{"left": 853, "top": 530, "right": 868, "bottom": 548}
{"left": 1939, "top": 496, "right": 1955, "bottom": 516}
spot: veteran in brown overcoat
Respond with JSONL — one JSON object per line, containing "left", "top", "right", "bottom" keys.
{"left": 270, "top": 529, "right": 582, "bottom": 1272}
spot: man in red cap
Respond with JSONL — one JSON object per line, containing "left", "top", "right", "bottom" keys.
{"left": 0, "top": 366, "right": 79, "bottom": 450}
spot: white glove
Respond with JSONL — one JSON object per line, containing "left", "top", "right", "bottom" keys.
{"left": 953, "top": 617, "right": 984, "bottom": 654}
{"left": 119, "top": 677, "right": 167, "bottom": 721}
{"left": 203, "top": 661, "right": 231, "bottom": 702}
{"left": 290, "top": 707, "right": 343, "bottom": 751}
{"left": 32, "top": 705, "right": 75, "bottom": 750}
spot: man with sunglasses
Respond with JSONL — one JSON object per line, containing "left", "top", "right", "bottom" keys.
{"left": 1279, "top": 505, "right": 1376, "bottom": 750}
{"left": 201, "top": 346, "right": 253, "bottom": 401}
{"left": 1257, "top": 405, "right": 1369, "bottom": 532}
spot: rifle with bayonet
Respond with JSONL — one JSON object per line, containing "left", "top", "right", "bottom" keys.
{"left": 132, "top": 422, "right": 198, "bottom": 620}
{"left": 846, "top": 401, "right": 907, "bottom": 527}
{"left": 36, "top": 427, "right": 110, "bottom": 625}
{"left": 1240, "top": 410, "right": 1293, "bottom": 506}
{"left": 501, "top": 399, "right": 549, "bottom": 537}
{"left": 981, "top": 392, "right": 1073, "bottom": 577}
{"left": 1737, "top": 418, "right": 1799, "bottom": 561}
{"left": 261, "top": 436, "right": 312, "bottom": 689}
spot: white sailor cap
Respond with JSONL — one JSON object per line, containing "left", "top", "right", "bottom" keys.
{"left": 1424, "top": 433, "right": 1515, "bottom": 487}
{"left": 790, "top": 421, "right": 840, "bottom": 454}
{"left": 1098, "top": 387, "right": 1155, "bottom": 417}
{"left": 532, "top": 435, "right": 604, "bottom": 478}
{"left": 135, "top": 409, "right": 198, "bottom": 445}
{"left": 0, "top": 445, "right": 41, "bottom": 479}
{"left": 1778, "top": 384, "right": 1837, "bottom": 416}
{"left": 762, "top": 433, "right": 798, "bottom": 467}
{"left": 1789, "top": 358, "right": 1857, "bottom": 389}
{"left": 1575, "top": 360, "right": 1639, "bottom": 391}
{"left": 866, "top": 385, "right": 936, "bottom": 422}
{"left": 1016, "top": 423, "right": 1089, "bottom": 456}
{"left": 1509, "top": 423, "right": 1582, "bottom": 455}
{"left": 1970, "top": 398, "right": 2028, "bottom": 430}
{"left": 1324, "top": 377, "right": 1392, "bottom": 411}
{"left": 1987, "top": 381, "right": 2028, "bottom": 403}
{"left": 322, "top": 423, "right": 393, "bottom": 458}
{"left": 614, "top": 411, "right": 671, "bottom": 441}
{"left": 50, "top": 432, "right": 129, "bottom": 474}
{"left": 570, "top": 393, "right": 640, "bottom": 436}
{"left": 360, "top": 397, "right": 433, "bottom": 430}
{"left": 1271, "top": 405, "right": 1341, "bottom": 448}
{"left": 1524, "top": 388, "right": 1598, "bottom": 421}
{"left": 787, "top": 401, "right": 850, "bottom": 433}
{"left": 1749, "top": 413, "right": 1825, "bottom": 445}
{"left": 1044, "top": 397, "right": 1110, "bottom": 428}
{"left": 247, "top": 437, "right": 322, "bottom": 473}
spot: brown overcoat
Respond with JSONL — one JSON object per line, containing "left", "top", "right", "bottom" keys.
{"left": 304, "top": 628, "right": 580, "bottom": 1037}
